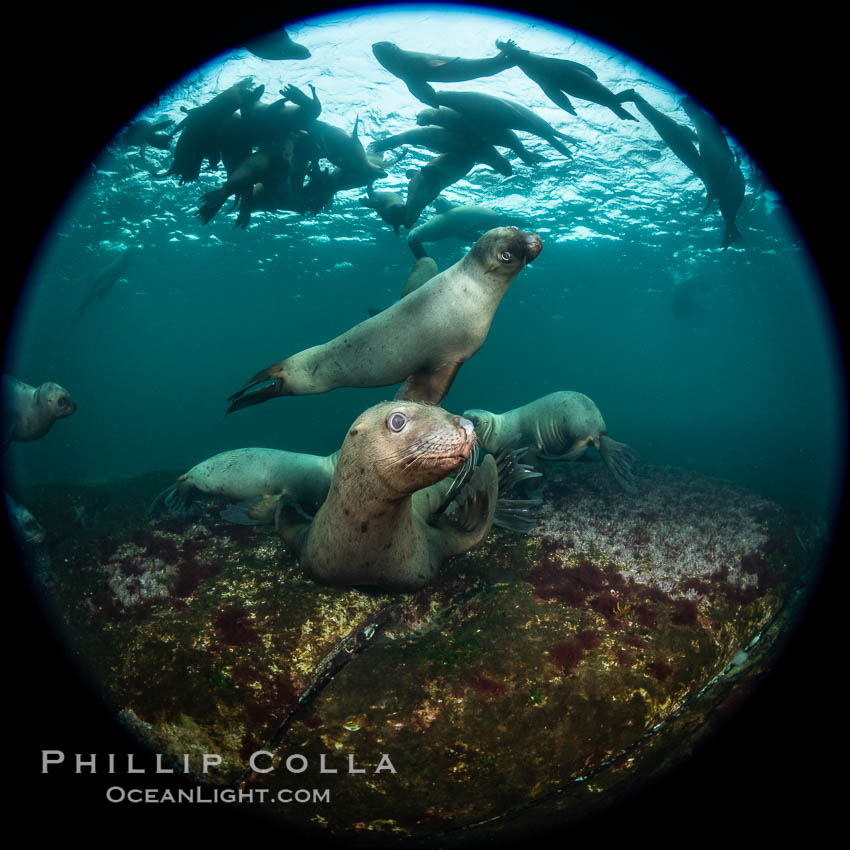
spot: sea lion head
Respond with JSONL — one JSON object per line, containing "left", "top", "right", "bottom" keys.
{"left": 343, "top": 401, "right": 476, "bottom": 497}
{"left": 36, "top": 382, "right": 76, "bottom": 420}
{"left": 461, "top": 408, "right": 497, "bottom": 448}
{"left": 371, "top": 41, "right": 402, "bottom": 73}
{"left": 467, "top": 226, "right": 542, "bottom": 279}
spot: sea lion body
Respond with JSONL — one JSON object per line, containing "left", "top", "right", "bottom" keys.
{"left": 617, "top": 89, "right": 703, "bottom": 180}
{"left": 407, "top": 199, "right": 505, "bottom": 247}
{"left": 433, "top": 90, "right": 577, "bottom": 158}
{"left": 227, "top": 226, "right": 542, "bottom": 411}
{"left": 3, "top": 376, "right": 76, "bottom": 448}
{"left": 464, "top": 391, "right": 637, "bottom": 493}
{"left": 360, "top": 185, "right": 406, "bottom": 233}
{"left": 277, "top": 401, "right": 497, "bottom": 590}
{"left": 404, "top": 151, "right": 475, "bottom": 228}
{"left": 495, "top": 39, "right": 637, "bottom": 121}
{"left": 150, "top": 447, "right": 338, "bottom": 521}
{"left": 71, "top": 247, "right": 135, "bottom": 326}
{"left": 120, "top": 118, "right": 174, "bottom": 160}
{"left": 243, "top": 28, "right": 311, "bottom": 61}
{"left": 372, "top": 41, "right": 515, "bottom": 105}
{"left": 682, "top": 96, "right": 745, "bottom": 248}
{"left": 5, "top": 492, "right": 46, "bottom": 545}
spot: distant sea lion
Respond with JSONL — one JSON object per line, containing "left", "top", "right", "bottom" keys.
{"left": 71, "top": 247, "right": 135, "bottom": 326}
{"left": 3, "top": 376, "right": 76, "bottom": 450}
{"left": 415, "top": 107, "right": 546, "bottom": 165}
{"left": 495, "top": 39, "right": 637, "bottom": 121}
{"left": 463, "top": 391, "right": 637, "bottom": 493}
{"left": 276, "top": 401, "right": 497, "bottom": 590}
{"left": 367, "top": 126, "right": 512, "bottom": 176}
{"left": 371, "top": 41, "right": 515, "bottom": 106}
{"left": 359, "top": 184, "right": 406, "bottom": 233}
{"left": 432, "top": 90, "right": 578, "bottom": 158}
{"left": 403, "top": 151, "right": 475, "bottom": 228}
{"left": 681, "top": 96, "right": 746, "bottom": 249}
{"left": 227, "top": 226, "right": 542, "bottom": 411}
{"left": 119, "top": 118, "right": 174, "bottom": 160}
{"left": 243, "top": 28, "right": 311, "bottom": 61}
{"left": 4, "top": 492, "right": 46, "bottom": 545}
{"left": 407, "top": 198, "right": 507, "bottom": 251}
{"left": 149, "top": 447, "right": 339, "bottom": 523}
{"left": 617, "top": 89, "right": 703, "bottom": 181}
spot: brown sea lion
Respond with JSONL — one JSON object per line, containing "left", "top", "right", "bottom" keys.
{"left": 359, "top": 184, "right": 406, "bottom": 234}
{"left": 275, "top": 401, "right": 497, "bottom": 590}
{"left": 463, "top": 391, "right": 638, "bottom": 493}
{"left": 495, "top": 39, "right": 637, "bottom": 121}
{"left": 226, "top": 226, "right": 542, "bottom": 411}
{"left": 371, "top": 41, "right": 515, "bottom": 106}
{"left": 403, "top": 151, "right": 476, "bottom": 228}
{"left": 149, "top": 447, "right": 339, "bottom": 522}
{"left": 3, "top": 376, "right": 76, "bottom": 450}
{"left": 681, "top": 96, "right": 746, "bottom": 249}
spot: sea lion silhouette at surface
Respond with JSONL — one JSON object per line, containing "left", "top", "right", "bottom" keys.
{"left": 71, "top": 247, "right": 135, "bottom": 326}
{"left": 682, "top": 96, "right": 746, "bottom": 249}
{"left": 495, "top": 39, "right": 637, "bottom": 121}
{"left": 227, "top": 226, "right": 542, "bottom": 411}
{"left": 617, "top": 89, "right": 704, "bottom": 183}
{"left": 403, "top": 151, "right": 476, "bottom": 228}
{"left": 275, "top": 401, "right": 498, "bottom": 590}
{"left": 149, "top": 447, "right": 339, "bottom": 523}
{"left": 463, "top": 391, "right": 638, "bottom": 493}
{"left": 118, "top": 118, "right": 174, "bottom": 161}
{"left": 371, "top": 41, "right": 515, "bottom": 106}
{"left": 432, "top": 90, "right": 578, "bottom": 158}
{"left": 359, "top": 185, "right": 406, "bottom": 233}
{"left": 243, "top": 28, "right": 311, "bottom": 60}
{"left": 3, "top": 376, "right": 76, "bottom": 450}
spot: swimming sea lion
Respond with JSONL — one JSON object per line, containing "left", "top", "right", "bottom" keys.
{"left": 275, "top": 401, "right": 498, "bottom": 590}
{"left": 227, "top": 226, "right": 542, "bottom": 411}
{"left": 71, "top": 247, "right": 135, "bottom": 326}
{"left": 681, "top": 96, "right": 746, "bottom": 249}
{"left": 4, "top": 492, "right": 46, "bottom": 545}
{"left": 616, "top": 89, "right": 704, "bottom": 182}
{"left": 119, "top": 118, "right": 174, "bottom": 161}
{"left": 359, "top": 184, "right": 406, "bottom": 233}
{"left": 407, "top": 198, "right": 507, "bottom": 250}
{"left": 432, "top": 90, "right": 578, "bottom": 158}
{"left": 371, "top": 41, "right": 515, "bottom": 106}
{"left": 403, "top": 151, "right": 475, "bottom": 228}
{"left": 243, "top": 27, "right": 311, "bottom": 61}
{"left": 415, "top": 107, "right": 547, "bottom": 165}
{"left": 495, "top": 39, "right": 637, "bottom": 121}
{"left": 149, "top": 447, "right": 339, "bottom": 523}
{"left": 3, "top": 376, "right": 76, "bottom": 450}
{"left": 367, "top": 126, "right": 512, "bottom": 176}
{"left": 463, "top": 391, "right": 638, "bottom": 493}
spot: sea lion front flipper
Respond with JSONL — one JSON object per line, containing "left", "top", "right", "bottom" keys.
{"left": 597, "top": 434, "right": 638, "bottom": 494}
{"left": 537, "top": 83, "right": 577, "bottom": 117}
{"left": 435, "top": 453, "right": 498, "bottom": 556}
{"left": 395, "top": 361, "right": 462, "bottom": 405}
{"left": 405, "top": 79, "right": 439, "bottom": 108}
{"left": 219, "top": 493, "right": 281, "bottom": 525}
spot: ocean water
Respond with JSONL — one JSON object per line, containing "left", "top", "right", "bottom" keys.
{"left": 4, "top": 6, "right": 844, "bottom": 524}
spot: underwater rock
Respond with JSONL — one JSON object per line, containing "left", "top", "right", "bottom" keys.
{"left": 16, "top": 460, "right": 813, "bottom": 843}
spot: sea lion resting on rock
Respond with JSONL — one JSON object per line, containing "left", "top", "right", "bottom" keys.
{"left": 149, "top": 447, "right": 339, "bottom": 522}
{"left": 276, "top": 401, "right": 498, "bottom": 590}
{"left": 463, "top": 391, "right": 638, "bottom": 493}
{"left": 227, "top": 226, "right": 542, "bottom": 411}
{"left": 3, "top": 376, "right": 76, "bottom": 450}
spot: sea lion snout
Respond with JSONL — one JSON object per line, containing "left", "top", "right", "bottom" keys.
{"left": 458, "top": 416, "right": 476, "bottom": 444}
{"left": 522, "top": 232, "right": 542, "bottom": 261}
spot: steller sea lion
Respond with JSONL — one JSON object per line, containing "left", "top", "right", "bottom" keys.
{"left": 359, "top": 184, "right": 406, "bottom": 234}
{"left": 4, "top": 492, "right": 46, "bottom": 545}
{"left": 149, "top": 447, "right": 339, "bottom": 523}
{"left": 71, "top": 247, "right": 135, "bottom": 326}
{"left": 495, "top": 39, "right": 637, "bottom": 121}
{"left": 243, "top": 28, "right": 311, "bottom": 61}
{"left": 463, "top": 391, "right": 638, "bottom": 493}
{"left": 403, "top": 151, "right": 475, "bottom": 228}
{"left": 226, "top": 226, "right": 542, "bottom": 412}
{"left": 407, "top": 198, "right": 509, "bottom": 252}
{"left": 371, "top": 41, "right": 515, "bottom": 106}
{"left": 3, "top": 375, "right": 77, "bottom": 450}
{"left": 275, "top": 401, "right": 498, "bottom": 590}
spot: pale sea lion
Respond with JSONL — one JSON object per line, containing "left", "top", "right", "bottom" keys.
{"left": 495, "top": 39, "right": 637, "bottom": 121}
{"left": 616, "top": 89, "right": 703, "bottom": 182}
{"left": 463, "top": 391, "right": 638, "bottom": 493}
{"left": 227, "top": 226, "right": 542, "bottom": 411}
{"left": 276, "top": 401, "right": 498, "bottom": 590}
{"left": 243, "top": 28, "right": 311, "bottom": 61}
{"left": 432, "top": 90, "right": 578, "bottom": 158}
{"left": 149, "top": 447, "right": 339, "bottom": 523}
{"left": 4, "top": 492, "right": 46, "bottom": 545}
{"left": 371, "top": 41, "right": 515, "bottom": 106}
{"left": 3, "top": 375, "right": 77, "bottom": 450}
{"left": 407, "top": 198, "right": 507, "bottom": 250}
{"left": 681, "top": 96, "right": 746, "bottom": 249}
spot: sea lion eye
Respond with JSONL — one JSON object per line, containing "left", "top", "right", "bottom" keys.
{"left": 500, "top": 251, "right": 512, "bottom": 262}
{"left": 388, "top": 412, "right": 407, "bottom": 432}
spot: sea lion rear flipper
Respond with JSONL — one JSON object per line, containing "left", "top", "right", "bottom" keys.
{"left": 436, "top": 453, "right": 498, "bottom": 555}
{"left": 598, "top": 434, "right": 639, "bottom": 494}
{"left": 148, "top": 476, "right": 197, "bottom": 515}
{"left": 491, "top": 435, "right": 544, "bottom": 532}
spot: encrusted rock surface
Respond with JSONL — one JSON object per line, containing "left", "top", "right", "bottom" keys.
{"left": 15, "top": 460, "right": 819, "bottom": 845}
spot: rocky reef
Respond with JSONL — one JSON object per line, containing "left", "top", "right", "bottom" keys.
{"left": 12, "top": 459, "right": 825, "bottom": 845}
